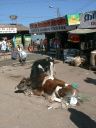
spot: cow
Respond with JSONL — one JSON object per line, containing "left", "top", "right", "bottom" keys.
{"left": 15, "top": 57, "right": 78, "bottom": 103}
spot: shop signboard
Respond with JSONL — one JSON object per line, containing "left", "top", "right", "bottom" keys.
{"left": 30, "top": 25, "right": 66, "bottom": 33}
{"left": 29, "top": 17, "right": 67, "bottom": 33}
{"left": 67, "top": 14, "right": 80, "bottom": 25}
{"left": 15, "top": 35, "right": 22, "bottom": 47}
{"left": 79, "top": 10, "right": 96, "bottom": 28}
{"left": 0, "top": 28, "right": 17, "bottom": 33}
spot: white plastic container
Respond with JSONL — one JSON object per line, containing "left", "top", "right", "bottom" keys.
{"left": 90, "top": 50, "right": 96, "bottom": 66}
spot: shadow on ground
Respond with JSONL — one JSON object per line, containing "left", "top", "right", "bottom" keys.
{"left": 84, "top": 77, "right": 96, "bottom": 85}
{"left": 68, "top": 108, "right": 96, "bottom": 128}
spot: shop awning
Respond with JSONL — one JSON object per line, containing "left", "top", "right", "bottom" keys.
{"left": 69, "top": 28, "right": 96, "bottom": 34}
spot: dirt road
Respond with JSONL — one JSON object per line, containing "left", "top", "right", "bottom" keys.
{"left": 0, "top": 57, "right": 96, "bottom": 128}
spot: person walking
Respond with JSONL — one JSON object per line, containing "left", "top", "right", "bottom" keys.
{"left": 35, "top": 39, "right": 40, "bottom": 52}
{"left": 17, "top": 45, "right": 27, "bottom": 65}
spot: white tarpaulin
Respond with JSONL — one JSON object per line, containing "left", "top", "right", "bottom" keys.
{"left": 69, "top": 28, "right": 96, "bottom": 34}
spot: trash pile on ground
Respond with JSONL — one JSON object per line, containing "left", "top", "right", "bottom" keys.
{"left": 64, "top": 49, "right": 80, "bottom": 63}
{"left": 63, "top": 49, "right": 86, "bottom": 67}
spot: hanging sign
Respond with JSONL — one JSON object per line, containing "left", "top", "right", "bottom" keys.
{"left": 67, "top": 14, "right": 80, "bottom": 25}
{"left": 15, "top": 35, "right": 22, "bottom": 47}
{"left": 24, "top": 34, "right": 31, "bottom": 47}
{"left": 68, "top": 34, "right": 80, "bottom": 43}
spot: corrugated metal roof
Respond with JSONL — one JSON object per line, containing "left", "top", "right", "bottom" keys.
{"left": 0, "top": 24, "right": 29, "bottom": 31}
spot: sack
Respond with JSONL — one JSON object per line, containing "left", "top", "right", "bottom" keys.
{"left": 11, "top": 50, "right": 18, "bottom": 60}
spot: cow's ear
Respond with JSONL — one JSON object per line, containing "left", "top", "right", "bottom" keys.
{"left": 49, "top": 56, "right": 53, "bottom": 60}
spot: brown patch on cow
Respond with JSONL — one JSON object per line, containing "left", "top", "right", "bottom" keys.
{"left": 42, "top": 78, "right": 65, "bottom": 95}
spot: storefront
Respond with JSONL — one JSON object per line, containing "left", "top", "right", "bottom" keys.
{"left": 66, "top": 13, "right": 81, "bottom": 49}
{"left": 69, "top": 11, "right": 96, "bottom": 49}
{"left": 0, "top": 24, "right": 30, "bottom": 49}
{"left": 69, "top": 10, "right": 96, "bottom": 64}
{"left": 29, "top": 16, "right": 78, "bottom": 50}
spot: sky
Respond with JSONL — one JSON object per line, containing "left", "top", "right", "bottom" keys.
{"left": 0, "top": 0, "right": 96, "bottom": 26}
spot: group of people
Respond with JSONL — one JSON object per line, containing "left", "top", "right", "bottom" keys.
{"left": 0, "top": 38, "right": 12, "bottom": 52}
{"left": 27, "top": 38, "right": 62, "bottom": 57}
{"left": 0, "top": 38, "right": 12, "bottom": 59}
{"left": 27, "top": 38, "right": 48, "bottom": 54}
{"left": 49, "top": 38, "right": 61, "bottom": 49}
{"left": 0, "top": 36, "right": 62, "bottom": 64}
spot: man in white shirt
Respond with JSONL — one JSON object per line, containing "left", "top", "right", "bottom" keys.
{"left": 1, "top": 38, "right": 7, "bottom": 59}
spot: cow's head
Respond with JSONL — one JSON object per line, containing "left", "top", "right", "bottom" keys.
{"left": 38, "top": 57, "right": 54, "bottom": 72}
{"left": 30, "top": 57, "right": 54, "bottom": 78}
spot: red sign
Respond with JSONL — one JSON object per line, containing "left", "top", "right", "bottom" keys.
{"left": 30, "top": 17, "right": 66, "bottom": 28}
{"left": 68, "top": 34, "right": 80, "bottom": 43}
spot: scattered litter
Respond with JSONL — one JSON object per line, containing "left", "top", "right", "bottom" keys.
{"left": 48, "top": 102, "right": 62, "bottom": 109}
{"left": 70, "top": 96, "right": 78, "bottom": 106}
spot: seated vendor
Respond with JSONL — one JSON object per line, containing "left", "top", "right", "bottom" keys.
{"left": 28, "top": 44, "right": 33, "bottom": 52}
